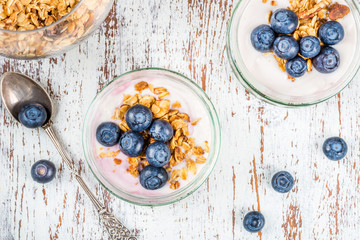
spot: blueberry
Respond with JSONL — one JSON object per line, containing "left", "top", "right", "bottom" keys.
{"left": 272, "top": 171, "right": 294, "bottom": 193}
{"left": 323, "top": 137, "right": 347, "bottom": 161}
{"left": 146, "top": 141, "right": 171, "bottom": 167}
{"left": 270, "top": 9, "right": 298, "bottom": 34}
{"left": 119, "top": 131, "right": 145, "bottom": 157}
{"left": 286, "top": 56, "right": 307, "bottom": 78}
{"left": 18, "top": 103, "right": 47, "bottom": 128}
{"left": 139, "top": 165, "right": 168, "bottom": 190}
{"left": 312, "top": 46, "right": 340, "bottom": 73}
{"left": 125, "top": 104, "right": 153, "bottom": 132}
{"left": 273, "top": 35, "right": 299, "bottom": 60}
{"left": 31, "top": 160, "right": 56, "bottom": 184}
{"left": 300, "top": 36, "right": 321, "bottom": 58}
{"left": 250, "top": 25, "right": 276, "bottom": 53}
{"left": 96, "top": 122, "right": 122, "bottom": 147}
{"left": 318, "top": 21, "right": 344, "bottom": 45}
{"left": 243, "top": 211, "right": 265, "bottom": 233}
{"left": 150, "top": 119, "right": 174, "bottom": 142}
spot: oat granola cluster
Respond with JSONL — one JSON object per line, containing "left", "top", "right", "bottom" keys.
{"left": 104, "top": 81, "right": 209, "bottom": 190}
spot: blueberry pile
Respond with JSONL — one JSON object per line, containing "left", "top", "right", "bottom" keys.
{"left": 243, "top": 137, "right": 348, "bottom": 233}
{"left": 251, "top": 8, "right": 345, "bottom": 77}
{"left": 96, "top": 104, "right": 175, "bottom": 190}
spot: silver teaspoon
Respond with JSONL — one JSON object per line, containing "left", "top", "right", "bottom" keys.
{"left": 0, "top": 72, "right": 137, "bottom": 240}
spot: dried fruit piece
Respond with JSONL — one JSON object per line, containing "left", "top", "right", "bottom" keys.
{"left": 329, "top": 3, "right": 350, "bottom": 20}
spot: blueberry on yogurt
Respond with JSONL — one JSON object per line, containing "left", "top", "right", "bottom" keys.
{"left": 323, "top": 137, "right": 347, "bottom": 161}
{"left": 300, "top": 36, "right": 321, "bottom": 58}
{"left": 270, "top": 9, "right": 299, "bottom": 34}
{"left": 273, "top": 35, "right": 299, "bottom": 60}
{"left": 31, "top": 160, "right": 56, "bottom": 184}
{"left": 243, "top": 211, "right": 265, "bottom": 233}
{"left": 150, "top": 119, "right": 173, "bottom": 142}
{"left": 146, "top": 141, "right": 171, "bottom": 167}
{"left": 18, "top": 103, "right": 47, "bottom": 128}
{"left": 286, "top": 56, "right": 307, "bottom": 78}
{"left": 140, "top": 165, "right": 168, "bottom": 190}
{"left": 125, "top": 104, "right": 153, "bottom": 132}
{"left": 250, "top": 25, "right": 276, "bottom": 53}
{"left": 271, "top": 171, "right": 294, "bottom": 193}
{"left": 119, "top": 130, "right": 145, "bottom": 157}
{"left": 312, "top": 46, "right": 340, "bottom": 73}
{"left": 96, "top": 122, "right": 122, "bottom": 147}
{"left": 318, "top": 21, "right": 344, "bottom": 45}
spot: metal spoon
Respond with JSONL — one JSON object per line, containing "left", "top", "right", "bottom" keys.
{"left": 0, "top": 72, "right": 137, "bottom": 240}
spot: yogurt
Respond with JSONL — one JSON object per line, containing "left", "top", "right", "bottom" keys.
{"left": 91, "top": 77, "right": 212, "bottom": 197}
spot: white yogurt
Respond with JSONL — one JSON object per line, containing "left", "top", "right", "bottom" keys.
{"left": 237, "top": 0, "right": 358, "bottom": 99}
{"left": 91, "top": 78, "right": 211, "bottom": 197}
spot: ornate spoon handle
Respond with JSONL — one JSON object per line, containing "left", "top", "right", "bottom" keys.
{"left": 42, "top": 122, "right": 137, "bottom": 240}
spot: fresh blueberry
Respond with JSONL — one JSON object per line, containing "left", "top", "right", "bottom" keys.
{"left": 272, "top": 171, "right": 294, "bottom": 193}
{"left": 318, "top": 21, "right": 344, "bottom": 45}
{"left": 312, "top": 46, "right": 340, "bottom": 73}
{"left": 300, "top": 36, "right": 321, "bottom": 58}
{"left": 18, "top": 103, "right": 47, "bottom": 128}
{"left": 250, "top": 25, "right": 276, "bottom": 53}
{"left": 96, "top": 122, "right": 122, "bottom": 147}
{"left": 150, "top": 119, "right": 174, "bottom": 142}
{"left": 286, "top": 56, "right": 307, "bottom": 78}
{"left": 273, "top": 35, "right": 299, "bottom": 60}
{"left": 119, "top": 131, "right": 145, "bottom": 157}
{"left": 270, "top": 9, "right": 298, "bottom": 34}
{"left": 243, "top": 211, "right": 265, "bottom": 233}
{"left": 139, "top": 165, "right": 168, "bottom": 190}
{"left": 323, "top": 137, "right": 347, "bottom": 161}
{"left": 31, "top": 160, "right": 56, "bottom": 184}
{"left": 125, "top": 104, "right": 153, "bottom": 132}
{"left": 146, "top": 141, "right": 171, "bottom": 167}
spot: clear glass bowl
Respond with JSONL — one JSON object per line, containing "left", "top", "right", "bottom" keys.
{"left": 82, "top": 68, "right": 221, "bottom": 206}
{"left": 227, "top": 0, "right": 360, "bottom": 106}
{"left": 0, "top": 0, "right": 114, "bottom": 59}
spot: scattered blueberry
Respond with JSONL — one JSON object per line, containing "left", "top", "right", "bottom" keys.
{"left": 96, "top": 122, "right": 122, "bottom": 147}
{"left": 318, "top": 21, "right": 344, "bottom": 45}
{"left": 125, "top": 104, "right": 153, "bottom": 132}
{"left": 119, "top": 131, "right": 145, "bottom": 157}
{"left": 18, "top": 103, "right": 47, "bottom": 128}
{"left": 146, "top": 141, "right": 171, "bottom": 167}
{"left": 300, "top": 36, "right": 321, "bottom": 58}
{"left": 272, "top": 171, "right": 294, "bottom": 193}
{"left": 150, "top": 119, "right": 174, "bottom": 142}
{"left": 286, "top": 56, "right": 307, "bottom": 78}
{"left": 323, "top": 137, "right": 347, "bottom": 161}
{"left": 270, "top": 9, "right": 298, "bottom": 34}
{"left": 31, "top": 160, "right": 56, "bottom": 184}
{"left": 139, "top": 165, "right": 168, "bottom": 190}
{"left": 273, "top": 35, "right": 299, "bottom": 60}
{"left": 243, "top": 211, "right": 265, "bottom": 233}
{"left": 312, "top": 46, "right": 340, "bottom": 73}
{"left": 250, "top": 25, "right": 276, "bottom": 53}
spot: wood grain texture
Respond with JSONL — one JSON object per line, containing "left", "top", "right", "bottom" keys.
{"left": 1, "top": 0, "right": 360, "bottom": 239}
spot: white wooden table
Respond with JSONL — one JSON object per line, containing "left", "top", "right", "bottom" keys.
{"left": 1, "top": 1, "right": 360, "bottom": 239}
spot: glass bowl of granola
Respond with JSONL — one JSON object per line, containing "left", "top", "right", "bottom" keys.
{"left": 0, "top": 0, "right": 114, "bottom": 59}
{"left": 82, "top": 68, "right": 221, "bottom": 206}
{"left": 227, "top": 0, "right": 360, "bottom": 106}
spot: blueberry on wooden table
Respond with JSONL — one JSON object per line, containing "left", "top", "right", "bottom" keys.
{"left": 150, "top": 119, "right": 174, "bottom": 142}
{"left": 31, "top": 160, "right": 56, "bottom": 184}
{"left": 18, "top": 103, "right": 47, "bottom": 128}
{"left": 312, "top": 46, "right": 340, "bottom": 73}
{"left": 146, "top": 141, "right": 171, "bottom": 167}
{"left": 250, "top": 25, "right": 276, "bottom": 53}
{"left": 273, "top": 35, "right": 299, "bottom": 60}
{"left": 323, "top": 137, "right": 347, "bottom": 161}
{"left": 300, "top": 36, "right": 321, "bottom": 58}
{"left": 243, "top": 211, "right": 265, "bottom": 233}
{"left": 318, "top": 21, "right": 344, "bottom": 45}
{"left": 96, "top": 122, "right": 122, "bottom": 147}
{"left": 139, "top": 165, "right": 168, "bottom": 190}
{"left": 119, "top": 130, "right": 145, "bottom": 157}
{"left": 125, "top": 104, "right": 153, "bottom": 132}
{"left": 286, "top": 56, "right": 307, "bottom": 78}
{"left": 270, "top": 8, "right": 298, "bottom": 34}
{"left": 271, "top": 171, "right": 294, "bottom": 193}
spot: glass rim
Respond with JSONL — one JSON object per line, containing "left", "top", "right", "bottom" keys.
{"left": 82, "top": 67, "right": 221, "bottom": 206}
{"left": 226, "top": 0, "right": 360, "bottom": 107}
